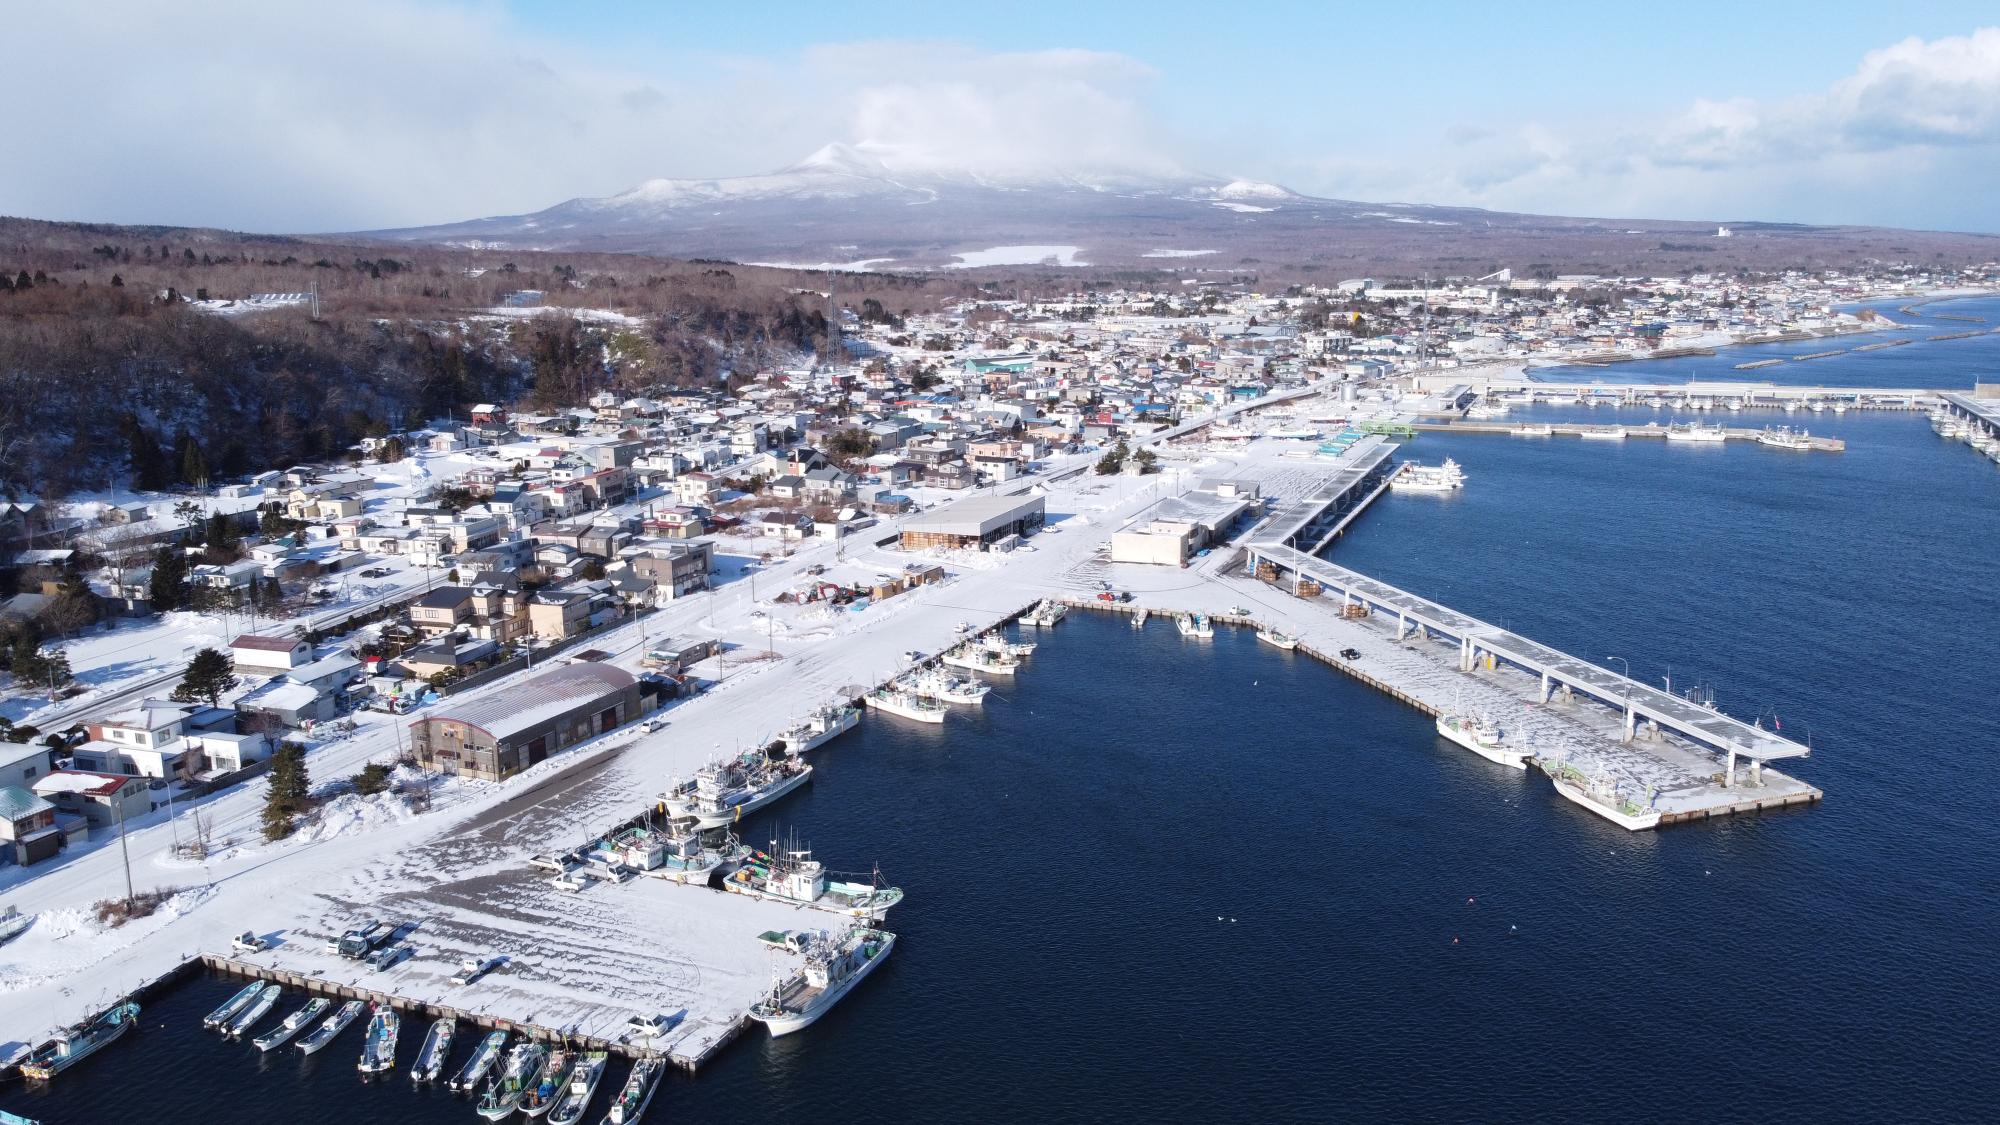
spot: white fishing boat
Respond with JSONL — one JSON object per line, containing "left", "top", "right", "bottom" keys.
{"left": 978, "top": 633, "right": 1036, "bottom": 657}
{"left": 1255, "top": 628, "right": 1298, "bottom": 651}
{"left": 864, "top": 685, "right": 947, "bottom": 724}
{"left": 749, "top": 926, "right": 896, "bottom": 1037}
{"left": 1511, "top": 423, "right": 1554, "bottom": 437}
{"left": 202, "top": 981, "right": 263, "bottom": 1031}
{"left": 521, "top": 1048, "right": 577, "bottom": 1119}
{"left": 1546, "top": 764, "right": 1662, "bottom": 830}
{"left": 1832, "top": 401, "right": 1849, "bottom": 414}
{"left": 410, "top": 1016, "right": 456, "bottom": 1083}
{"left": 599, "top": 1056, "right": 664, "bottom": 1125}
{"left": 1130, "top": 609, "right": 1147, "bottom": 629}
{"left": 643, "top": 817, "right": 747, "bottom": 885}
{"left": 477, "top": 1042, "right": 550, "bottom": 1120}
{"left": 224, "top": 984, "right": 281, "bottom": 1039}
{"left": 451, "top": 1030, "right": 510, "bottom": 1092}
{"left": 21, "top": 1001, "right": 140, "bottom": 1081}
{"left": 253, "top": 997, "right": 328, "bottom": 1052}
{"left": 1390, "top": 458, "right": 1466, "bottom": 493}
{"left": 548, "top": 1050, "right": 609, "bottom": 1125}
{"left": 296, "top": 999, "right": 364, "bottom": 1055}
{"left": 725, "top": 840, "right": 904, "bottom": 921}
{"left": 1666, "top": 422, "right": 1727, "bottom": 443}
{"left": 901, "top": 667, "right": 989, "bottom": 705}
{"left": 662, "top": 755, "right": 814, "bottom": 829}
{"left": 1757, "top": 426, "right": 1814, "bottom": 450}
{"left": 1175, "top": 613, "right": 1214, "bottom": 639}
{"left": 1464, "top": 400, "right": 1509, "bottom": 419}
{"left": 1020, "top": 599, "right": 1067, "bottom": 627}
{"left": 1577, "top": 426, "right": 1627, "bottom": 440}
{"left": 776, "top": 703, "right": 860, "bottom": 753}
{"left": 1435, "top": 714, "right": 1533, "bottom": 770}
{"left": 356, "top": 1003, "right": 399, "bottom": 1073}
{"left": 941, "top": 644, "right": 1019, "bottom": 676}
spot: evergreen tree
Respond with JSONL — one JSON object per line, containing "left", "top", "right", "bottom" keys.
{"left": 206, "top": 512, "right": 240, "bottom": 552}
{"left": 148, "top": 546, "right": 188, "bottom": 612}
{"left": 170, "top": 647, "right": 238, "bottom": 707}
{"left": 120, "top": 414, "right": 170, "bottom": 491}
{"left": 261, "top": 741, "right": 310, "bottom": 840}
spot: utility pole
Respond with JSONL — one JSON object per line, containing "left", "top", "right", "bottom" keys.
{"left": 114, "top": 785, "right": 135, "bottom": 910}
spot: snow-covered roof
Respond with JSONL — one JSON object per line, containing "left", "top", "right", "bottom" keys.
{"left": 32, "top": 770, "right": 135, "bottom": 798}
{"left": 419, "top": 663, "right": 635, "bottom": 745}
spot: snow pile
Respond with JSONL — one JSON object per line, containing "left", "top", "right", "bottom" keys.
{"left": 0, "top": 887, "right": 214, "bottom": 997}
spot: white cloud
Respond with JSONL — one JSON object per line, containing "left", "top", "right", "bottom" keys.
{"left": 1294, "top": 28, "right": 2000, "bottom": 230}
{"left": 0, "top": 4, "right": 1183, "bottom": 231}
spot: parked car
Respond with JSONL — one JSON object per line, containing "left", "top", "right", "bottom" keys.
{"left": 230, "top": 931, "right": 269, "bottom": 955}
{"left": 625, "top": 1013, "right": 673, "bottom": 1040}
{"left": 1339, "top": 648, "right": 1362, "bottom": 660}
{"left": 450, "top": 956, "right": 502, "bottom": 986}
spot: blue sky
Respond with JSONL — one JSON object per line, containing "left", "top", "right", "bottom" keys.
{"left": 10, "top": 1, "right": 2000, "bottom": 232}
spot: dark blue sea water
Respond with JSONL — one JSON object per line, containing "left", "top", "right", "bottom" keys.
{"left": 12, "top": 322, "right": 2000, "bottom": 1123}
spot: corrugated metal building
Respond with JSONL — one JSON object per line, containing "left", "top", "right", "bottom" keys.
{"left": 407, "top": 663, "right": 649, "bottom": 781}
{"left": 898, "top": 493, "right": 1046, "bottom": 552}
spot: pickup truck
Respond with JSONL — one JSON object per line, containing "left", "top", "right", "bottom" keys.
{"left": 450, "top": 956, "right": 502, "bottom": 986}
{"left": 336, "top": 920, "right": 387, "bottom": 959}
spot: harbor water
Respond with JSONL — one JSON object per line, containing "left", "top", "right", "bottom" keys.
{"left": 11, "top": 314, "right": 2000, "bottom": 1122}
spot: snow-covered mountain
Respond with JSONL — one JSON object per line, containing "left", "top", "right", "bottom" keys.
{"left": 356, "top": 142, "right": 1713, "bottom": 269}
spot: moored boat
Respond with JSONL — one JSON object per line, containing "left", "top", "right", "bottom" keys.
{"left": 1435, "top": 713, "right": 1533, "bottom": 770}
{"left": 521, "top": 1048, "right": 577, "bottom": 1119}
{"left": 599, "top": 1056, "right": 664, "bottom": 1125}
{"left": 901, "top": 666, "right": 989, "bottom": 705}
{"left": 356, "top": 1003, "right": 399, "bottom": 1073}
{"left": 1757, "top": 425, "right": 1814, "bottom": 450}
{"left": 1666, "top": 422, "right": 1727, "bottom": 443}
{"left": 1545, "top": 763, "right": 1662, "bottom": 830}
{"left": 776, "top": 704, "right": 860, "bottom": 753}
{"left": 864, "top": 685, "right": 946, "bottom": 724}
{"left": 1511, "top": 423, "right": 1554, "bottom": 437}
{"left": 940, "top": 644, "right": 1019, "bottom": 676}
{"left": 202, "top": 981, "right": 263, "bottom": 1031}
{"left": 749, "top": 926, "right": 896, "bottom": 1037}
{"left": 1390, "top": 458, "right": 1466, "bottom": 492}
{"left": 977, "top": 633, "right": 1036, "bottom": 657}
{"left": 662, "top": 754, "right": 814, "bottom": 829}
{"left": 21, "top": 1001, "right": 140, "bottom": 1081}
{"left": 224, "top": 984, "right": 281, "bottom": 1039}
{"left": 451, "top": 1030, "right": 510, "bottom": 1093}
{"left": 644, "top": 818, "right": 747, "bottom": 886}
{"left": 1255, "top": 628, "right": 1298, "bottom": 651}
{"left": 477, "top": 1041, "right": 550, "bottom": 1120}
{"left": 296, "top": 999, "right": 364, "bottom": 1055}
{"left": 253, "top": 997, "right": 328, "bottom": 1052}
{"left": 725, "top": 841, "right": 904, "bottom": 920}
{"left": 1175, "top": 613, "right": 1214, "bottom": 639}
{"left": 411, "top": 1016, "right": 456, "bottom": 1083}
{"left": 548, "top": 1050, "right": 610, "bottom": 1125}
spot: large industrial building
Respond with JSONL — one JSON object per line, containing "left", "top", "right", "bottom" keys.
{"left": 899, "top": 493, "right": 1046, "bottom": 552}
{"left": 1108, "top": 480, "right": 1259, "bottom": 566}
{"left": 407, "top": 662, "right": 653, "bottom": 781}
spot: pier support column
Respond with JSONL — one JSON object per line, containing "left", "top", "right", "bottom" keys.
{"left": 1397, "top": 612, "right": 1409, "bottom": 641}
{"left": 1622, "top": 703, "right": 1637, "bottom": 743}
{"left": 1538, "top": 671, "right": 1552, "bottom": 703}
{"left": 1751, "top": 759, "right": 1763, "bottom": 787}
{"left": 1724, "top": 749, "right": 1737, "bottom": 788}
{"left": 1460, "top": 639, "right": 1476, "bottom": 673}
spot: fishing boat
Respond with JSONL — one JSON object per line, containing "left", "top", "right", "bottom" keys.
{"left": 978, "top": 634, "right": 1036, "bottom": 657}
{"left": 1577, "top": 426, "right": 1627, "bottom": 440}
{"left": 1175, "top": 613, "right": 1214, "bottom": 639}
{"left": 1435, "top": 713, "right": 1533, "bottom": 770}
{"left": 1756, "top": 426, "right": 1814, "bottom": 450}
{"left": 1464, "top": 400, "right": 1509, "bottom": 419}
{"left": 940, "top": 644, "right": 1019, "bottom": 676}
{"left": 901, "top": 667, "right": 989, "bottom": 706}
{"left": 749, "top": 926, "right": 896, "bottom": 1037}
{"left": 1130, "top": 609, "right": 1147, "bottom": 629}
{"left": 864, "top": 685, "right": 946, "bottom": 724}
{"left": 477, "top": 1041, "right": 550, "bottom": 1120}
{"left": 599, "top": 1056, "right": 664, "bottom": 1125}
{"left": 661, "top": 754, "right": 814, "bottom": 829}
{"left": 410, "top": 1016, "right": 456, "bottom": 1083}
{"left": 20, "top": 1001, "right": 140, "bottom": 1081}
{"left": 646, "top": 818, "right": 747, "bottom": 886}
{"left": 203, "top": 981, "right": 264, "bottom": 1031}
{"left": 1665, "top": 422, "right": 1727, "bottom": 443}
{"left": 296, "top": 999, "right": 364, "bottom": 1055}
{"left": 253, "top": 997, "right": 328, "bottom": 1052}
{"left": 521, "top": 1048, "right": 577, "bottom": 1119}
{"left": 451, "top": 1030, "right": 510, "bottom": 1093}
{"left": 1020, "top": 600, "right": 1067, "bottom": 628}
{"left": 1389, "top": 458, "right": 1466, "bottom": 493}
{"left": 725, "top": 840, "right": 904, "bottom": 920}
{"left": 356, "top": 1003, "right": 400, "bottom": 1073}
{"left": 1255, "top": 628, "right": 1298, "bottom": 651}
{"left": 548, "top": 1050, "right": 609, "bottom": 1125}
{"left": 1510, "top": 423, "right": 1554, "bottom": 437}
{"left": 224, "top": 984, "right": 281, "bottom": 1039}
{"left": 775, "top": 704, "right": 860, "bottom": 753}
{"left": 1546, "top": 763, "right": 1662, "bottom": 831}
